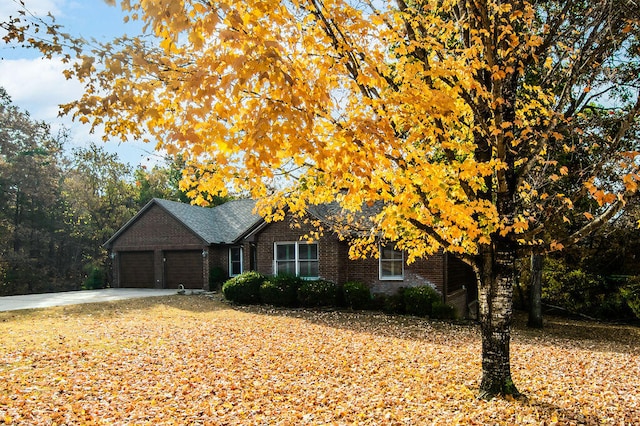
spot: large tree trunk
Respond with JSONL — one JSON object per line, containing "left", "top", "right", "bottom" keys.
{"left": 473, "top": 46, "right": 522, "bottom": 398}
{"left": 527, "top": 253, "right": 544, "bottom": 328}
{"left": 477, "top": 239, "right": 520, "bottom": 399}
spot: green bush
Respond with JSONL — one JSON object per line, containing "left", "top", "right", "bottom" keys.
{"left": 545, "top": 269, "right": 602, "bottom": 312}
{"left": 431, "top": 301, "right": 456, "bottom": 319}
{"left": 222, "top": 271, "right": 264, "bottom": 304}
{"left": 343, "top": 281, "right": 371, "bottom": 310}
{"left": 297, "top": 279, "right": 339, "bottom": 307}
{"left": 381, "top": 288, "right": 406, "bottom": 315}
{"left": 403, "top": 285, "right": 441, "bottom": 317}
{"left": 260, "top": 275, "right": 303, "bottom": 307}
{"left": 369, "top": 293, "right": 387, "bottom": 312}
{"left": 543, "top": 263, "right": 634, "bottom": 319}
{"left": 83, "top": 266, "right": 105, "bottom": 290}
{"left": 209, "top": 266, "right": 227, "bottom": 291}
{"left": 621, "top": 276, "right": 640, "bottom": 320}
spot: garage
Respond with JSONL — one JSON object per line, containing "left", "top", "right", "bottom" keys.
{"left": 119, "top": 251, "right": 154, "bottom": 288}
{"left": 164, "top": 250, "right": 204, "bottom": 289}
{"left": 104, "top": 198, "right": 261, "bottom": 289}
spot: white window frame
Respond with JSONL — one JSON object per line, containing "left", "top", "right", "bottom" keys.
{"left": 274, "top": 241, "right": 319, "bottom": 279}
{"left": 379, "top": 244, "right": 404, "bottom": 280}
{"left": 229, "top": 246, "right": 243, "bottom": 277}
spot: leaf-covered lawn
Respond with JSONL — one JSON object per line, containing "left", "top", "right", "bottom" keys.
{"left": 0, "top": 296, "right": 638, "bottom": 425}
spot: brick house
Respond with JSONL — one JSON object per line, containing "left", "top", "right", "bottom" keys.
{"left": 104, "top": 198, "right": 262, "bottom": 290}
{"left": 105, "top": 198, "right": 476, "bottom": 315}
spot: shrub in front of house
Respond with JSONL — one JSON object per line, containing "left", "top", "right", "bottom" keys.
{"left": 222, "top": 271, "right": 264, "bottom": 304}
{"left": 380, "top": 288, "right": 406, "bottom": 315}
{"left": 343, "top": 281, "right": 371, "bottom": 310}
{"left": 209, "top": 266, "right": 227, "bottom": 291}
{"left": 260, "top": 274, "right": 303, "bottom": 307}
{"left": 431, "top": 301, "right": 456, "bottom": 319}
{"left": 297, "top": 279, "right": 339, "bottom": 307}
{"left": 82, "top": 265, "right": 105, "bottom": 290}
{"left": 403, "top": 285, "right": 441, "bottom": 317}
{"left": 368, "top": 293, "right": 387, "bottom": 312}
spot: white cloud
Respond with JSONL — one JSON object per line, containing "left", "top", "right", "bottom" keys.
{"left": 0, "top": 57, "right": 82, "bottom": 120}
{"left": 0, "top": 56, "right": 161, "bottom": 167}
{"left": 0, "top": 0, "right": 64, "bottom": 21}
{"left": 0, "top": 1, "right": 164, "bottom": 167}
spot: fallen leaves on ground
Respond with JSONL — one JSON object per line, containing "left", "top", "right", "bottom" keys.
{"left": 0, "top": 296, "right": 638, "bottom": 425}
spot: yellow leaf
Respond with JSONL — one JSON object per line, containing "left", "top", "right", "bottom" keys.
{"left": 513, "top": 220, "right": 528, "bottom": 233}
{"left": 550, "top": 241, "right": 564, "bottom": 251}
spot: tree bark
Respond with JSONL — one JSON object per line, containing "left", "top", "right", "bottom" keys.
{"left": 477, "top": 238, "right": 520, "bottom": 399}
{"left": 527, "top": 253, "right": 544, "bottom": 328}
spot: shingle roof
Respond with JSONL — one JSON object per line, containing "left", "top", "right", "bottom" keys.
{"left": 208, "top": 199, "right": 263, "bottom": 243}
{"left": 104, "top": 198, "right": 262, "bottom": 247}
{"left": 306, "top": 201, "right": 380, "bottom": 235}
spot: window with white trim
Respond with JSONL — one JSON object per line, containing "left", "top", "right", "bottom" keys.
{"left": 229, "top": 246, "right": 243, "bottom": 276}
{"left": 379, "top": 244, "right": 404, "bottom": 280}
{"left": 274, "top": 242, "right": 319, "bottom": 279}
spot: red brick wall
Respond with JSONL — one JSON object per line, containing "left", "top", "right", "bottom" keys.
{"left": 207, "top": 245, "right": 251, "bottom": 284}
{"left": 208, "top": 246, "right": 229, "bottom": 277}
{"left": 253, "top": 219, "right": 344, "bottom": 283}
{"left": 111, "top": 205, "right": 204, "bottom": 251}
{"left": 346, "top": 251, "right": 445, "bottom": 296}
{"left": 252, "top": 218, "right": 450, "bottom": 296}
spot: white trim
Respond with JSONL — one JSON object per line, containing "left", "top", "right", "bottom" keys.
{"left": 379, "top": 244, "right": 404, "bottom": 281}
{"left": 229, "top": 246, "right": 243, "bottom": 277}
{"left": 274, "top": 241, "right": 319, "bottom": 279}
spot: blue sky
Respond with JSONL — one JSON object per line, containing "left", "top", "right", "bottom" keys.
{"left": 0, "top": 0, "right": 162, "bottom": 167}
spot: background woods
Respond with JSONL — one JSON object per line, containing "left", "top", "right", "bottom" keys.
{"left": 0, "top": 88, "right": 187, "bottom": 295}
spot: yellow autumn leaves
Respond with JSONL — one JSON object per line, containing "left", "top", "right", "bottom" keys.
{"left": 1, "top": 296, "right": 638, "bottom": 424}
{"left": 56, "top": 0, "right": 640, "bottom": 262}
{"left": 59, "top": 2, "right": 482, "bottom": 258}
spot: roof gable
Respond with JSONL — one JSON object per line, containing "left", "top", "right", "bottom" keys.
{"left": 104, "top": 198, "right": 262, "bottom": 247}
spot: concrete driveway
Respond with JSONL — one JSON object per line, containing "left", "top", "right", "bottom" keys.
{"left": 0, "top": 288, "right": 179, "bottom": 312}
